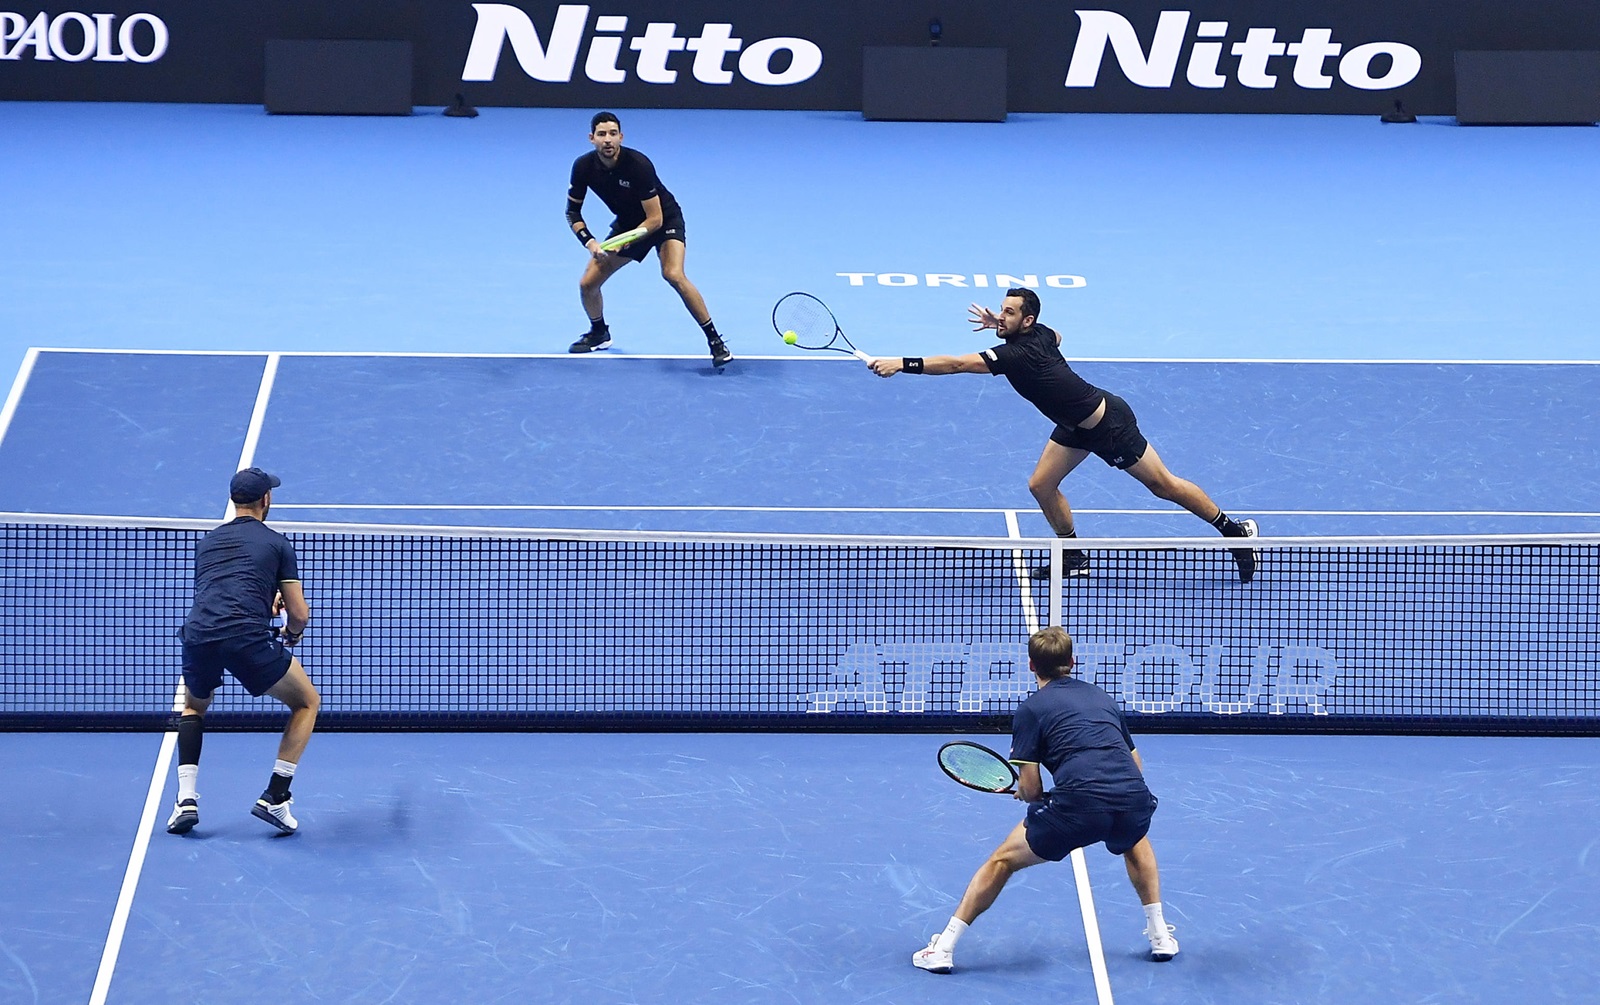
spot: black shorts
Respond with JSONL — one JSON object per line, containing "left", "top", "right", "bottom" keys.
{"left": 182, "top": 633, "right": 293, "bottom": 699}
{"left": 610, "top": 215, "right": 685, "bottom": 263}
{"left": 1050, "top": 393, "right": 1148, "bottom": 470}
{"left": 1023, "top": 790, "right": 1158, "bottom": 861}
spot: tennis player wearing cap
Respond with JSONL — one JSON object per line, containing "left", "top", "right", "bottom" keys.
{"left": 913, "top": 627, "right": 1178, "bottom": 974}
{"left": 869, "top": 289, "right": 1258, "bottom": 582}
{"left": 166, "top": 467, "right": 319, "bottom": 836}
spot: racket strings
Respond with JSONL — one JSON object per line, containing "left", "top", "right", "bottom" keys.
{"left": 773, "top": 294, "right": 844, "bottom": 351}
{"left": 939, "top": 744, "right": 1015, "bottom": 792}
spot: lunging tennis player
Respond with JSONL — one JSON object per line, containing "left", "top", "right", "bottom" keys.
{"left": 869, "top": 289, "right": 1258, "bottom": 581}
{"left": 913, "top": 627, "right": 1178, "bottom": 974}
{"left": 565, "top": 111, "right": 732, "bottom": 367}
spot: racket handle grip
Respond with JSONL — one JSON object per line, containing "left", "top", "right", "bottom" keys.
{"left": 852, "top": 350, "right": 875, "bottom": 363}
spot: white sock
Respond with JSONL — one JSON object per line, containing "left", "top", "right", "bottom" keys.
{"left": 935, "top": 917, "right": 969, "bottom": 953}
{"left": 273, "top": 759, "right": 297, "bottom": 779}
{"left": 1143, "top": 902, "right": 1167, "bottom": 933}
{"left": 177, "top": 764, "right": 199, "bottom": 802}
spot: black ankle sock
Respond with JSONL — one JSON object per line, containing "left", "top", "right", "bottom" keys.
{"left": 177, "top": 714, "right": 203, "bottom": 766}
{"left": 1211, "top": 510, "right": 1246, "bottom": 537}
{"left": 265, "top": 772, "right": 292, "bottom": 800}
{"left": 589, "top": 316, "right": 607, "bottom": 335}
{"left": 699, "top": 317, "right": 720, "bottom": 341}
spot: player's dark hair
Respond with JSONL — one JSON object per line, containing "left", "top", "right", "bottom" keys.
{"left": 1029, "top": 626, "right": 1075, "bottom": 680}
{"left": 591, "top": 111, "right": 621, "bottom": 132}
{"left": 1006, "top": 287, "right": 1041, "bottom": 324}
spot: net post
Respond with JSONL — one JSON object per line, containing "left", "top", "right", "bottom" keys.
{"left": 1050, "top": 538, "right": 1063, "bottom": 628}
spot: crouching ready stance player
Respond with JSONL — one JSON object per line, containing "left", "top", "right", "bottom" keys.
{"left": 166, "top": 467, "right": 320, "bottom": 836}
{"left": 913, "top": 626, "right": 1179, "bottom": 974}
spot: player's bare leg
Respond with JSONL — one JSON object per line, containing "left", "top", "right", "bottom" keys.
{"left": 1028, "top": 440, "right": 1091, "bottom": 536}
{"left": 266, "top": 658, "right": 320, "bottom": 764}
{"left": 252, "top": 658, "right": 320, "bottom": 834}
{"left": 1124, "top": 444, "right": 1224, "bottom": 521}
{"left": 1027, "top": 441, "right": 1092, "bottom": 579}
{"left": 1127, "top": 444, "right": 1259, "bottom": 583}
{"left": 1121, "top": 837, "right": 1180, "bottom": 960}
{"left": 953, "top": 822, "right": 1048, "bottom": 924}
{"left": 572, "top": 253, "right": 630, "bottom": 353}
{"left": 659, "top": 240, "right": 731, "bottom": 365}
{"left": 913, "top": 821, "right": 1048, "bottom": 974}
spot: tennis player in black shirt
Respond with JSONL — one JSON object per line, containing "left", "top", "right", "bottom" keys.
{"left": 869, "top": 289, "right": 1259, "bottom": 581}
{"left": 566, "top": 111, "right": 732, "bottom": 367}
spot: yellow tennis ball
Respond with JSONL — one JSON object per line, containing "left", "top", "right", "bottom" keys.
{"left": 783, "top": 331, "right": 798, "bottom": 344}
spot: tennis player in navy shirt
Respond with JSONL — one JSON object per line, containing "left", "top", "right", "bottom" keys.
{"left": 166, "top": 467, "right": 320, "bottom": 836}
{"left": 913, "top": 627, "right": 1179, "bottom": 974}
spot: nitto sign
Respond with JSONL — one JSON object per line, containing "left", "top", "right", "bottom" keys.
{"left": 1065, "top": 9, "right": 1422, "bottom": 90}
{"left": 462, "top": 3, "right": 824, "bottom": 85}
{"left": 0, "top": 10, "right": 166, "bottom": 62}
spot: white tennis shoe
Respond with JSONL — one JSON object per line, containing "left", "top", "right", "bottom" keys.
{"left": 166, "top": 797, "right": 199, "bottom": 835}
{"left": 1145, "top": 923, "right": 1180, "bottom": 961}
{"left": 251, "top": 794, "right": 298, "bottom": 834}
{"left": 912, "top": 936, "right": 954, "bottom": 974}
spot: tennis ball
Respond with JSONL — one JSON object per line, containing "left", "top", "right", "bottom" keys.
{"left": 783, "top": 331, "right": 798, "bottom": 345}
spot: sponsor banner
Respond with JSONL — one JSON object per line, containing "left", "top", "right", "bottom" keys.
{"left": 2, "top": 2, "right": 1598, "bottom": 114}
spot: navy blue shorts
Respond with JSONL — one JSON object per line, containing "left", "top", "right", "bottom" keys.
{"left": 1024, "top": 791, "right": 1158, "bottom": 861}
{"left": 182, "top": 634, "right": 293, "bottom": 699}
{"left": 1050, "top": 393, "right": 1149, "bottom": 470}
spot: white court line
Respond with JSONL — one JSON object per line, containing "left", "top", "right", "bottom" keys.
{"left": 21, "top": 345, "right": 1600, "bottom": 364}
{"left": 1006, "top": 514, "right": 1114, "bottom": 1005}
{"left": 270, "top": 503, "right": 1600, "bottom": 519}
{"left": 89, "top": 353, "right": 281, "bottom": 1005}
{"left": 0, "top": 347, "right": 40, "bottom": 449}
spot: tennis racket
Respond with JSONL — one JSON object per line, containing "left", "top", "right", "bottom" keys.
{"left": 772, "top": 292, "right": 875, "bottom": 361}
{"left": 598, "top": 226, "right": 649, "bottom": 252}
{"left": 937, "top": 741, "right": 1019, "bottom": 794}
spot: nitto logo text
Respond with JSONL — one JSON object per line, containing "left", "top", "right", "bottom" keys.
{"left": 0, "top": 10, "right": 167, "bottom": 62}
{"left": 1065, "top": 10, "right": 1421, "bottom": 90}
{"left": 463, "top": 3, "right": 823, "bottom": 86}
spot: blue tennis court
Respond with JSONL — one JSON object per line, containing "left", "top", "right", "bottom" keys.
{"left": 2, "top": 102, "right": 1598, "bottom": 1004}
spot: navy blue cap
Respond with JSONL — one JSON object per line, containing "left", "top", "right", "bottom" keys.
{"left": 229, "top": 467, "right": 281, "bottom": 504}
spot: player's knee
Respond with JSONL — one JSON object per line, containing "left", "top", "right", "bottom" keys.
{"left": 1028, "top": 474, "right": 1059, "bottom": 499}
{"left": 661, "top": 268, "right": 688, "bottom": 289}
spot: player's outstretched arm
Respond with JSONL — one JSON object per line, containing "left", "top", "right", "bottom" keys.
{"left": 869, "top": 353, "right": 989, "bottom": 378}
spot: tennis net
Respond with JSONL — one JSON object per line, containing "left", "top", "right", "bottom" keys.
{"left": 2, "top": 514, "right": 1597, "bottom": 734}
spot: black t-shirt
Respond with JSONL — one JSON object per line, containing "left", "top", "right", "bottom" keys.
{"left": 567, "top": 148, "right": 684, "bottom": 231}
{"left": 1011, "top": 677, "right": 1152, "bottom": 809}
{"left": 979, "top": 324, "right": 1105, "bottom": 427}
{"left": 182, "top": 517, "right": 300, "bottom": 644}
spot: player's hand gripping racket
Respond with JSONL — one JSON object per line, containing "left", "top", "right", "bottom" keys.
{"left": 772, "top": 292, "right": 876, "bottom": 361}
{"left": 937, "top": 741, "right": 1020, "bottom": 794}
{"left": 598, "top": 226, "right": 648, "bottom": 252}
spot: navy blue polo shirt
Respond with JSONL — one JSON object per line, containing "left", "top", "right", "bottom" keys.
{"left": 182, "top": 517, "right": 300, "bottom": 644}
{"left": 1011, "top": 676, "right": 1151, "bottom": 809}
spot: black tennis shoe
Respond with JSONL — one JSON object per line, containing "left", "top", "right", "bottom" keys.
{"left": 1230, "top": 518, "right": 1260, "bottom": 584}
{"left": 1029, "top": 550, "right": 1090, "bottom": 581}
{"left": 708, "top": 337, "right": 733, "bottom": 368}
{"left": 569, "top": 330, "right": 612, "bottom": 353}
